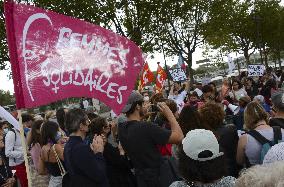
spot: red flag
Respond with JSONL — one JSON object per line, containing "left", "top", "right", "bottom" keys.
{"left": 155, "top": 63, "right": 167, "bottom": 93}
{"left": 140, "top": 62, "right": 154, "bottom": 88}
{"left": 4, "top": 2, "right": 143, "bottom": 114}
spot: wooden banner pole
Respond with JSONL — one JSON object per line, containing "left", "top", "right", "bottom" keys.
{"left": 17, "top": 110, "right": 32, "bottom": 187}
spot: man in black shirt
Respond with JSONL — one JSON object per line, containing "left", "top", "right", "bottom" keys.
{"left": 118, "top": 91, "right": 184, "bottom": 187}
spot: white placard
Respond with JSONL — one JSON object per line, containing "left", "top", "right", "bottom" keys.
{"left": 248, "top": 65, "right": 265, "bottom": 76}
{"left": 169, "top": 68, "right": 187, "bottom": 82}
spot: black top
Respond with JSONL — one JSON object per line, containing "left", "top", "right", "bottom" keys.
{"left": 103, "top": 143, "right": 136, "bottom": 187}
{"left": 0, "top": 155, "right": 12, "bottom": 186}
{"left": 118, "top": 120, "right": 171, "bottom": 169}
{"left": 45, "top": 148, "right": 63, "bottom": 177}
{"left": 216, "top": 125, "right": 239, "bottom": 177}
{"left": 64, "top": 136, "right": 109, "bottom": 187}
{"left": 269, "top": 118, "right": 284, "bottom": 129}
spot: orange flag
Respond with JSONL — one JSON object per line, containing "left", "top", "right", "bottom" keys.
{"left": 140, "top": 62, "right": 154, "bottom": 89}
{"left": 155, "top": 63, "right": 167, "bottom": 93}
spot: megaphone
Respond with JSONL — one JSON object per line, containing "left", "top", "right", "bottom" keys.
{"left": 228, "top": 104, "right": 240, "bottom": 115}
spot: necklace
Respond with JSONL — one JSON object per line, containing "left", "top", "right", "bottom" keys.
{"left": 254, "top": 123, "right": 266, "bottom": 129}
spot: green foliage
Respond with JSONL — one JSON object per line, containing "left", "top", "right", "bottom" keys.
{"left": 0, "top": 0, "right": 8, "bottom": 70}
{"left": 0, "top": 89, "right": 14, "bottom": 106}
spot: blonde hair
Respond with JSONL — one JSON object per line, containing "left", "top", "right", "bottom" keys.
{"left": 45, "top": 110, "right": 56, "bottom": 121}
{"left": 244, "top": 101, "right": 269, "bottom": 130}
{"left": 235, "top": 161, "right": 284, "bottom": 187}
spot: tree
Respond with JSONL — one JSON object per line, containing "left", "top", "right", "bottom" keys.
{"left": 255, "top": 0, "right": 284, "bottom": 68}
{"left": 204, "top": 0, "right": 257, "bottom": 65}
{"left": 154, "top": 0, "right": 212, "bottom": 86}
{"left": 0, "top": 89, "right": 14, "bottom": 106}
{"left": 0, "top": 0, "right": 9, "bottom": 70}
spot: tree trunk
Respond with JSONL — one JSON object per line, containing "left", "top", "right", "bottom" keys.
{"left": 186, "top": 52, "right": 194, "bottom": 87}
{"left": 278, "top": 51, "right": 282, "bottom": 70}
{"left": 243, "top": 49, "right": 250, "bottom": 66}
{"left": 263, "top": 47, "right": 269, "bottom": 68}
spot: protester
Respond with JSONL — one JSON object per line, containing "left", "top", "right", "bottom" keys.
{"left": 253, "top": 95, "right": 271, "bottom": 113}
{"left": 208, "top": 82, "right": 220, "bottom": 102}
{"left": 263, "top": 142, "right": 284, "bottom": 164}
{"left": 194, "top": 83, "right": 203, "bottom": 97}
{"left": 168, "top": 82, "right": 188, "bottom": 112}
{"left": 89, "top": 117, "right": 136, "bottom": 187}
{"left": 245, "top": 77, "right": 258, "bottom": 100}
{"left": 201, "top": 85, "right": 214, "bottom": 103}
{"left": 170, "top": 129, "right": 236, "bottom": 187}
{"left": 178, "top": 105, "right": 202, "bottom": 135}
{"left": 28, "top": 120, "right": 49, "bottom": 187}
{"left": 235, "top": 161, "right": 284, "bottom": 187}
{"left": 5, "top": 123, "right": 28, "bottom": 187}
{"left": 22, "top": 113, "right": 34, "bottom": 136}
{"left": 56, "top": 108, "right": 68, "bottom": 135}
{"left": 0, "top": 135, "right": 15, "bottom": 187}
{"left": 260, "top": 79, "right": 277, "bottom": 105}
{"left": 64, "top": 108, "right": 108, "bottom": 186}
{"left": 199, "top": 102, "right": 239, "bottom": 177}
{"left": 236, "top": 101, "right": 284, "bottom": 167}
{"left": 232, "top": 96, "right": 251, "bottom": 130}
{"left": 118, "top": 91, "right": 184, "bottom": 187}
{"left": 229, "top": 80, "right": 247, "bottom": 104}
{"left": 39, "top": 121, "right": 65, "bottom": 187}
{"left": 186, "top": 91, "right": 199, "bottom": 109}
{"left": 269, "top": 91, "right": 284, "bottom": 128}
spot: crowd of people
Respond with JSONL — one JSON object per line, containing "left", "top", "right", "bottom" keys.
{"left": 0, "top": 67, "right": 284, "bottom": 187}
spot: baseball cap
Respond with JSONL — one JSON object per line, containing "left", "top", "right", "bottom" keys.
{"left": 182, "top": 129, "right": 223, "bottom": 161}
{"left": 271, "top": 91, "right": 284, "bottom": 111}
{"left": 121, "top": 91, "right": 144, "bottom": 113}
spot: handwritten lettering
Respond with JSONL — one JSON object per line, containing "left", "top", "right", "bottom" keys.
{"left": 40, "top": 61, "right": 127, "bottom": 105}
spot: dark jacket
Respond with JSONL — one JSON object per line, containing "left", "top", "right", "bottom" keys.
{"left": 64, "top": 136, "right": 109, "bottom": 187}
{"left": 216, "top": 125, "right": 239, "bottom": 177}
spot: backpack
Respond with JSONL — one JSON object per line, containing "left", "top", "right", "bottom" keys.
{"left": 247, "top": 126, "right": 282, "bottom": 164}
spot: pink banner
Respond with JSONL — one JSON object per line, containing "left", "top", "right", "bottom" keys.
{"left": 4, "top": 2, "right": 143, "bottom": 114}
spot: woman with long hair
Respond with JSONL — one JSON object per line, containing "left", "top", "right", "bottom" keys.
{"left": 236, "top": 101, "right": 284, "bottom": 167}
{"left": 28, "top": 120, "right": 49, "bottom": 186}
{"left": 38, "top": 121, "right": 65, "bottom": 187}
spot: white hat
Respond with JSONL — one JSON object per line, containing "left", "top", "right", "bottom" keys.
{"left": 182, "top": 129, "right": 223, "bottom": 161}
{"left": 263, "top": 142, "right": 284, "bottom": 164}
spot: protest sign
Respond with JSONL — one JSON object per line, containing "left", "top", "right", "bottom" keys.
{"left": 169, "top": 68, "right": 187, "bottom": 82}
{"left": 248, "top": 65, "right": 265, "bottom": 77}
{"left": 4, "top": 2, "right": 143, "bottom": 114}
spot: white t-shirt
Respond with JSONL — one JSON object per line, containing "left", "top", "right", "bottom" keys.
{"left": 229, "top": 89, "right": 247, "bottom": 101}
{"left": 168, "top": 90, "right": 187, "bottom": 113}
